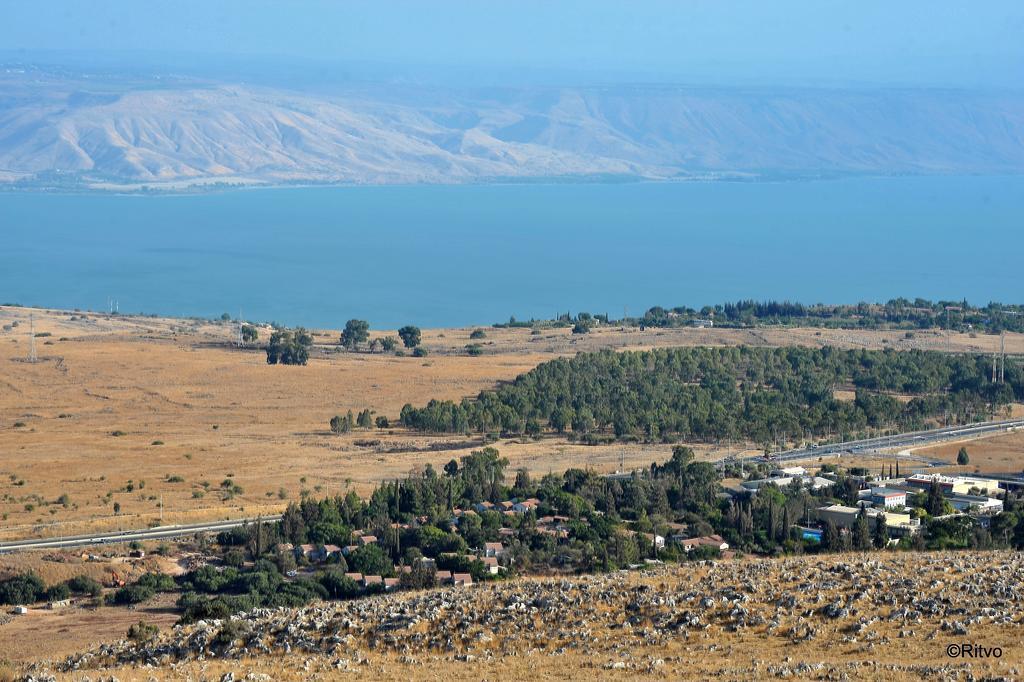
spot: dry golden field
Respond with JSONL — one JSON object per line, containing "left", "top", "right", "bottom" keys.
{"left": 917, "top": 429, "right": 1024, "bottom": 474}
{"left": 2, "top": 305, "right": 1023, "bottom": 541}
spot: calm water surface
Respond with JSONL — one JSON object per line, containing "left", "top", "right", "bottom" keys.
{"left": 1, "top": 177, "right": 1021, "bottom": 328}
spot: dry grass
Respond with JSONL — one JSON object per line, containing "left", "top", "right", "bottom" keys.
{"left": 914, "top": 429, "right": 1024, "bottom": 475}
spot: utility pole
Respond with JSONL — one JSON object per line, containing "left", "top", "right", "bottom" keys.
{"left": 28, "top": 313, "right": 37, "bottom": 363}
{"left": 1000, "top": 331, "right": 1006, "bottom": 384}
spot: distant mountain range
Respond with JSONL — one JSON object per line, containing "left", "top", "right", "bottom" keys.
{"left": 1, "top": 67, "right": 1023, "bottom": 189}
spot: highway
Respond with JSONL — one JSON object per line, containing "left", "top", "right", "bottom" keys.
{"left": 0, "top": 515, "right": 281, "bottom": 554}
{"left": 742, "top": 418, "right": 1024, "bottom": 465}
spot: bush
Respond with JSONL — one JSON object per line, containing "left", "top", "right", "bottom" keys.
{"left": 0, "top": 572, "right": 46, "bottom": 604}
{"left": 108, "top": 584, "right": 155, "bottom": 605}
{"left": 223, "top": 549, "right": 246, "bottom": 567}
{"left": 135, "top": 572, "right": 176, "bottom": 592}
{"left": 375, "top": 416, "right": 390, "bottom": 429}
{"left": 127, "top": 620, "right": 159, "bottom": 643}
{"left": 67, "top": 575, "right": 103, "bottom": 597}
{"left": 45, "top": 583, "right": 71, "bottom": 602}
{"left": 469, "top": 329, "right": 486, "bottom": 339}
{"left": 213, "top": 619, "right": 251, "bottom": 647}
{"left": 465, "top": 344, "right": 483, "bottom": 356}
{"left": 412, "top": 347, "right": 428, "bottom": 357}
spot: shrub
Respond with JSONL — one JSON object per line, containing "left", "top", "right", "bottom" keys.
{"left": 465, "top": 344, "right": 483, "bottom": 356}
{"left": 67, "top": 575, "right": 102, "bottom": 597}
{"left": 375, "top": 416, "right": 390, "bottom": 429}
{"left": 126, "top": 621, "right": 159, "bottom": 643}
{"left": 45, "top": 583, "right": 71, "bottom": 602}
{"left": 412, "top": 347, "right": 428, "bottom": 357}
{"left": 0, "top": 573, "right": 46, "bottom": 604}
{"left": 223, "top": 549, "right": 246, "bottom": 567}
{"left": 213, "top": 619, "right": 250, "bottom": 647}
{"left": 135, "top": 572, "right": 176, "bottom": 592}
{"left": 108, "top": 584, "right": 154, "bottom": 605}
{"left": 469, "top": 329, "right": 486, "bottom": 339}
{"left": 111, "top": 430, "right": 127, "bottom": 437}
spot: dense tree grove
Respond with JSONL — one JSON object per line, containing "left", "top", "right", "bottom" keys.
{"left": 265, "top": 328, "right": 313, "bottom": 365}
{"left": 399, "top": 347, "right": 1020, "bottom": 446}
{"left": 636, "top": 298, "right": 1024, "bottom": 333}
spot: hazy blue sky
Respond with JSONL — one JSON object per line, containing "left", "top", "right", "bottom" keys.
{"left": 4, "top": 1, "right": 1023, "bottom": 87}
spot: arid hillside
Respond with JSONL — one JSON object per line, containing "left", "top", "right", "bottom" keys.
{"left": 4, "top": 68, "right": 1024, "bottom": 189}
{"left": 24, "top": 551, "right": 1024, "bottom": 681}
{"left": 2, "top": 304, "right": 1023, "bottom": 540}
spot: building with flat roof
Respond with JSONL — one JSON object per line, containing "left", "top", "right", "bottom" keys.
{"left": 816, "top": 504, "right": 919, "bottom": 537}
{"left": 861, "top": 487, "right": 907, "bottom": 508}
{"left": 904, "top": 473, "right": 1001, "bottom": 496}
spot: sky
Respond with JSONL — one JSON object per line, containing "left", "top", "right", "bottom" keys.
{"left": 2, "top": 1, "right": 1023, "bottom": 87}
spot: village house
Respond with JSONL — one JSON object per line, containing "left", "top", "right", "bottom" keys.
{"left": 481, "top": 556, "right": 501, "bottom": 575}
{"left": 483, "top": 542, "right": 505, "bottom": 558}
{"left": 452, "top": 573, "right": 474, "bottom": 587}
{"left": 512, "top": 498, "right": 540, "bottom": 513}
{"left": 676, "top": 534, "right": 730, "bottom": 552}
{"left": 435, "top": 570, "right": 453, "bottom": 585}
{"left": 638, "top": 532, "right": 666, "bottom": 550}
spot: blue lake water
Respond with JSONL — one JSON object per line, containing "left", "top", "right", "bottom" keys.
{"left": 1, "top": 176, "right": 1021, "bottom": 328}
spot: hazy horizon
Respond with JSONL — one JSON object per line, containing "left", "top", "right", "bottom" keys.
{"left": 4, "top": 1, "right": 1023, "bottom": 89}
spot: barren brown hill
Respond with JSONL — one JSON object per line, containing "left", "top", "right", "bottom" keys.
{"left": 21, "top": 551, "right": 1024, "bottom": 681}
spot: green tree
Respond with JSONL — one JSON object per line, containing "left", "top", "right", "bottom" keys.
{"left": 926, "top": 480, "right": 947, "bottom": 517}
{"left": 330, "top": 412, "right": 355, "bottom": 434}
{"left": 398, "top": 326, "right": 422, "bottom": 349}
{"left": 873, "top": 512, "right": 888, "bottom": 548}
{"left": 341, "top": 320, "right": 370, "bottom": 350}
{"left": 348, "top": 544, "right": 394, "bottom": 577}
{"left": 381, "top": 336, "right": 397, "bottom": 352}
{"left": 241, "top": 324, "right": 259, "bottom": 343}
{"left": 266, "top": 329, "right": 312, "bottom": 365}
{"left": 957, "top": 447, "right": 970, "bottom": 466}
{"left": 356, "top": 409, "right": 373, "bottom": 428}
{"left": 853, "top": 506, "right": 871, "bottom": 550}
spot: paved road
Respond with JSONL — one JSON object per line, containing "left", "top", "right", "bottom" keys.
{"left": 0, "top": 515, "right": 282, "bottom": 554}
{"left": 740, "top": 418, "right": 1024, "bottom": 465}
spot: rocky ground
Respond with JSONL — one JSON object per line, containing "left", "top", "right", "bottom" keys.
{"left": 20, "top": 551, "right": 1024, "bottom": 681}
